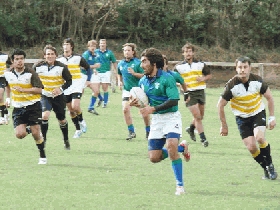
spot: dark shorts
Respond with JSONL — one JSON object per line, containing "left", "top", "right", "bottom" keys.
{"left": 186, "top": 89, "right": 205, "bottom": 107}
{"left": 235, "top": 110, "right": 266, "bottom": 139}
{"left": 41, "top": 94, "right": 66, "bottom": 121}
{"left": 12, "top": 102, "right": 42, "bottom": 128}
{"left": 0, "top": 77, "right": 7, "bottom": 89}
{"left": 64, "top": 92, "right": 83, "bottom": 104}
{"left": 148, "top": 133, "right": 180, "bottom": 151}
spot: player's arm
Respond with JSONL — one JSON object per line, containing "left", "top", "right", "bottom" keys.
{"left": 61, "top": 65, "right": 72, "bottom": 91}
{"left": 217, "top": 96, "right": 228, "bottom": 136}
{"left": 263, "top": 87, "right": 276, "bottom": 130}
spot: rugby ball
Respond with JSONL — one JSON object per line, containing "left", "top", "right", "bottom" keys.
{"left": 130, "top": 87, "right": 149, "bottom": 108}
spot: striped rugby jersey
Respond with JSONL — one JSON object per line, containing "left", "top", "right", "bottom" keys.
{"left": 0, "top": 53, "right": 9, "bottom": 77}
{"left": 175, "top": 60, "right": 210, "bottom": 91}
{"left": 4, "top": 68, "right": 43, "bottom": 108}
{"left": 221, "top": 73, "right": 268, "bottom": 118}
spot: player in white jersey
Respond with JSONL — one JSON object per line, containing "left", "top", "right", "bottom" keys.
{"left": 57, "top": 38, "right": 91, "bottom": 138}
{"left": 217, "top": 56, "right": 277, "bottom": 180}
{"left": 4, "top": 49, "right": 47, "bottom": 164}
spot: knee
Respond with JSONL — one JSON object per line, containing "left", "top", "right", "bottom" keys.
{"left": 15, "top": 132, "right": 26, "bottom": 139}
{"left": 149, "top": 157, "right": 161, "bottom": 163}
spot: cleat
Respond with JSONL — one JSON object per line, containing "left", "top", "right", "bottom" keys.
{"left": 4, "top": 113, "right": 9, "bottom": 125}
{"left": 96, "top": 99, "right": 103, "bottom": 107}
{"left": 38, "top": 158, "right": 47, "bottom": 165}
{"left": 186, "top": 127, "right": 196, "bottom": 141}
{"left": 146, "top": 131, "right": 150, "bottom": 140}
{"left": 201, "top": 139, "right": 209, "bottom": 147}
{"left": 73, "top": 130, "right": 83, "bottom": 138}
{"left": 79, "top": 120, "right": 87, "bottom": 133}
{"left": 266, "top": 163, "right": 278, "bottom": 180}
{"left": 262, "top": 169, "right": 270, "bottom": 180}
{"left": 179, "top": 140, "right": 191, "bottom": 162}
{"left": 88, "top": 109, "right": 99, "bottom": 115}
{"left": 126, "top": 131, "right": 136, "bottom": 140}
{"left": 64, "top": 140, "right": 70, "bottom": 150}
{"left": 102, "top": 103, "right": 107, "bottom": 108}
{"left": 175, "top": 186, "right": 185, "bottom": 195}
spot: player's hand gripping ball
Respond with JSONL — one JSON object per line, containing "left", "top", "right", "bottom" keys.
{"left": 130, "top": 87, "right": 149, "bottom": 108}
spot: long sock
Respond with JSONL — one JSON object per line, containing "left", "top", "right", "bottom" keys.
{"left": 253, "top": 150, "right": 267, "bottom": 169}
{"left": 89, "top": 95, "right": 97, "bottom": 110}
{"left": 128, "top": 124, "right": 135, "bottom": 132}
{"left": 71, "top": 116, "right": 80, "bottom": 130}
{"left": 41, "top": 120, "right": 49, "bottom": 143}
{"left": 3, "top": 106, "right": 8, "bottom": 115}
{"left": 172, "top": 158, "right": 183, "bottom": 186}
{"left": 199, "top": 132, "right": 206, "bottom": 141}
{"left": 162, "top": 148, "right": 168, "bottom": 160}
{"left": 190, "top": 123, "right": 195, "bottom": 132}
{"left": 104, "top": 92, "right": 109, "bottom": 104}
{"left": 98, "top": 93, "right": 103, "bottom": 101}
{"left": 60, "top": 121, "right": 69, "bottom": 141}
{"left": 145, "top": 126, "right": 150, "bottom": 133}
{"left": 77, "top": 112, "right": 84, "bottom": 123}
{"left": 178, "top": 145, "right": 184, "bottom": 153}
{"left": 0, "top": 105, "right": 5, "bottom": 117}
{"left": 259, "top": 142, "right": 272, "bottom": 165}
{"left": 35, "top": 139, "right": 46, "bottom": 158}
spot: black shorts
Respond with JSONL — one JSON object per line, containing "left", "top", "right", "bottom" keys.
{"left": 41, "top": 94, "right": 66, "bottom": 121}
{"left": 235, "top": 109, "right": 266, "bottom": 139}
{"left": 64, "top": 93, "right": 83, "bottom": 104}
{"left": 0, "top": 77, "right": 7, "bottom": 89}
{"left": 12, "top": 102, "right": 42, "bottom": 128}
{"left": 186, "top": 89, "right": 205, "bottom": 107}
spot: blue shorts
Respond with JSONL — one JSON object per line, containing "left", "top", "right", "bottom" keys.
{"left": 148, "top": 132, "right": 180, "bottom": 150}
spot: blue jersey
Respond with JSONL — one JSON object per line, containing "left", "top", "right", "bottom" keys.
{"left": 118, "top": 58, "right": 144, "bottom": 91}
{"left": 82, "top": 50, "right": 97, "bottom": 66}
{"left": 94, "top": 49, "right": 117, "bottom": 73}
{"left": 139, "top": 69, "right": 179, "bottom": 114}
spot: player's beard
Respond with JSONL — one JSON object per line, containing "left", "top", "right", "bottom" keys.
{"left": 144, "top": 64, "right": 154, "bottom": 76}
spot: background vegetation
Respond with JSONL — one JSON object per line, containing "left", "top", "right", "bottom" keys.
{"left": 0, "top": 0, "right": 280, "bottom": 62}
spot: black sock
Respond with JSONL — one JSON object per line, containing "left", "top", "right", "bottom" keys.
{"left": 254, "top": 153, "right": 268, "bottom": 169}
{"left": 71, "top": 116, "right": 80, "bottom": 130}
{"left": 190, "top": 124, "right": 195, "bottom": 132}
{"left": 260, "top": 143, "right": 272, "bottom": 165}
{"left": 36, "top": 143, "right": 46, "bottom": 158}
{"left": 60, "top": 121, "right": 69, "bottom": 141}
{"left": 77, "top": 112, "right": 83, "bottom": 123}
{"left": 0, "top": 105, "right": 5, "bottom": 117}
{"left": 199, "top": 132, "right": 206, "bottom": 140}
{"left": 41, "top": 120, "right": 49, "bottom": 142}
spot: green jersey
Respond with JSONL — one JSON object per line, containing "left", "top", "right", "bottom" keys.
{"left": 94, "top": 49, "right": 117, "bottom": 73}
{"left": 139, "top": 69, "right": 179, "bottom": 114}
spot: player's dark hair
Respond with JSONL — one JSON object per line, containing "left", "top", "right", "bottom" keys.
{"left": 11, "top": 48, "right": 26, "bottom": 60}
{"left": 141, "top": 48, "right": 164, "bottom": 69}
{"left": 235, "top": 56, "right": 251, "bottom": 66}
{"left": 63, "top": 38, "right": 75, "bottom": 51}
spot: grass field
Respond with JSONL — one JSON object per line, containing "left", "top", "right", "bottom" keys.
{"left": 1, "top": 87, "right": 280, "bottom": 210}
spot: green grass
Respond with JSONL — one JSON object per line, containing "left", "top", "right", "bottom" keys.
{"left": 1, "top": 88, "right": 280, "bottom": 210}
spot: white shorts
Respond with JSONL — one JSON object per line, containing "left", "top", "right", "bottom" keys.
{"left": 90, "top": 71, "right": 111, "bottom": 84}
{"left": 149, "top": 111, "right": 182, "bottom": 139}
{"left": 64, "top": 75, "right": 87, "bottom": 95}
{"left": 122, "top": 90, "right": 131, "bottom": 109}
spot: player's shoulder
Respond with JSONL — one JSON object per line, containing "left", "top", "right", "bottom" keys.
{"left": 33, "top": 60, "right": 46, "bottom": 68}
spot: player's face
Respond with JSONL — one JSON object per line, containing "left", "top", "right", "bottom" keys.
{"left": 12, "top": 55, "right": 25, "bottom": 70}
{"left": 44, "top": 49, "right": 56, "bottom": 65}
{"left": 236, "top": 61, "right": 251, "bottom": 81}
{"left": 123, "top": 46, "right": 134, "bottom": 60}
{"left": 88, "top": 44, "right": 96, "bottom": 53}
{"left": 141, "top": 56, "right": 154, "bottom": 76}
{"left": 63, "top": 43, "right": 72, "bottom": 52}
{"left": 99, "top": 40, "right": 106, "bottom": 51}
{"left": 183, "top": 48, "right": 194, "bottom": 61}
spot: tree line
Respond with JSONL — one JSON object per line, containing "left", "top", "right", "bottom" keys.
{"left": 0, "top": 0, "right": 279, "bottom": 53}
